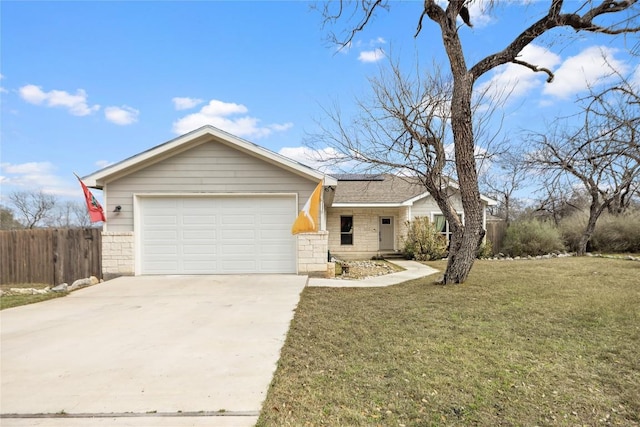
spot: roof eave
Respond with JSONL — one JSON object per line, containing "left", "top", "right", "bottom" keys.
{"left": 331, "top": 203, "right": 405, "bottom": 208}
{"left": 82, "top": 126, "right": 337, "bottom": 188}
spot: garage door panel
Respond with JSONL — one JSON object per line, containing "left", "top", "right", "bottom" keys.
{"left": 145, "top": 230, "right": 179, "bottom": 240}
{"left": 144, "top": 215, "right": 178, "bottom": 226}
{"left": 182, "top": 230, "right": 216, "bottom": 240}
{"left": 222, "top": 229, "right": 255, "bottom": 239}
{"left": 222, "top": 244, "right": 256, "bottom": 255}
{"left": 145, "top": 245, "right": 178, "bottom": 255}
{"left": 222, "top": 215, "right": 255, "bottom": 226}
{"left": 140, "top": 196, "right": 296, "bottom": 274}
{"left": 260, "top": 229, "right": 288, "bottom": 239}
{"left": 182, "top": 245, "right": 216, "bottom": 255}
{"left": 144, "top": 261, "right": 179, "bottom": 273}
{"left": 222, "top": 260, "right": 256, "bottom": 272}
{"left": 182, "top": 215, "right": 217, "bottom": 225}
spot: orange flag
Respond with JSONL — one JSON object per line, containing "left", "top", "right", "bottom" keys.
{"left": 75, "top": 173, "right": 106, "bottom": 223}
{"left": 291, "top": 180, "right": 323, "bottom": 234}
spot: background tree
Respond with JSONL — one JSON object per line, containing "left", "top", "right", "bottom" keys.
{"left": 526, "top": 82, "right": 640, "bottom": 255}
{"left": 0, "top": 206, "right": 24, "bottom": 230}
{"left": 8, "top": 190, "right": 57, "bottom": 229}
{"left": 319, "top": 0, "right": 639, "bottom": 283}
{"left": 480, "top": 150, "right": 528, "bottom": 225}
{"left": 530, "top": 182, "right": 589, "bottom": 225}
{"left": 50, "top": 201, "right": 93, "bottom": 228}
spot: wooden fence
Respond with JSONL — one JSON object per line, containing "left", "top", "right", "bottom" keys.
{"left": 486, "top": 220, "right": 507, "bottom": 254}
{"left": 0, "top": 228, "right": 102, "bottom": 287}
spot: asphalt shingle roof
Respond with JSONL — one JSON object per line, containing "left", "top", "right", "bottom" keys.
{"left": 333, "top": 174, "right": 427, "bottom": 204}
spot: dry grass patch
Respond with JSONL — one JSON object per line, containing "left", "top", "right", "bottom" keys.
{"left": 258, "top": 258, "right": 640, "bottom": 426}
{"left": 0, "top": 283, "right": 67, "bottom": 310}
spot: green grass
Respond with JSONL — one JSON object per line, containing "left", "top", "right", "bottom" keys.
{"left": 0, "top": 283, "right": 67, "bottom": 310}
{"left": 258, "top": 258, "right": 640, "bottom": 426}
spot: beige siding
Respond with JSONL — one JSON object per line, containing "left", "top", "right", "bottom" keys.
{"left": 104, "top": 139, "right": 317, "bottom": 232}
{"left": 411, "top": 193, "right": 463, "bottom": 218}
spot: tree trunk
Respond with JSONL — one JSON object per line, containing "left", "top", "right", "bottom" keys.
{"left": 577, "top": 215, "right": 598, "bottom": 256}
{"left": 440, "top": 21, "right": 485, "bottom": 284}
{"left": 576, "top": 200, "right": 606, "bottom": 256}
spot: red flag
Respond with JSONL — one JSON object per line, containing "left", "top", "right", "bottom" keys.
{"left": 75, "top": 173, "right": 106, "bottom": 223}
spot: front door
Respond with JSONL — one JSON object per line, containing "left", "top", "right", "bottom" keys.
{"left": 379, "top": 217, "right": 394, "bottom": 250}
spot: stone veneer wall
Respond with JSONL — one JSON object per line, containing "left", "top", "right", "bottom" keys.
{"left": 327, "top": 208, "right": 408, "bottom": 259}
{"left": 297, "top": 231, "right": 328, "bottom": 274}
{"left": 102, "top": 231, "right": 134, "bottom": 279}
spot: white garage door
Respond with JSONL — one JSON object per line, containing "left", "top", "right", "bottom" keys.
{"left": 139, "top": 196, "right": 297, "bottom": 274}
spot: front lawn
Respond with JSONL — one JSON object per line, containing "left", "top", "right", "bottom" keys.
{"left": 0, "top": 283, "right": 67, "bottom": 310}
{"left": 258, "top": 258, "right": 640, "bottom": 426}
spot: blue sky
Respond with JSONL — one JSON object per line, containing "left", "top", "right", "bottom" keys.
{"left": 1, "top": 0, "right": 638, "bottom": 204}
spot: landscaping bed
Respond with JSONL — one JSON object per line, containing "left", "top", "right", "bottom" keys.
{"left": 334, "top": 260, "right": 404, "bottom": 280}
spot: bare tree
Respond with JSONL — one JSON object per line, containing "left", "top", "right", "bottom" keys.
{"left": 527, "top": 83, "right": 640, "bottom": 255}
{"left": 8, "top": 190, "right": 57, "bottom": 229}
{"left": 319, "top": 0, "right": 639, "bottom": 283}
{"left": 50, "top": 201, "right": 93, "bottom": 228}
{"left": 530, "top": 181, "right": 589, "bottom": 224}
{"left": 480, "top": 151, "right": 528, "bottom": 225}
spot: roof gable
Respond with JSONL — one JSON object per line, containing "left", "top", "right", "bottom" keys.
{"left": 83, "top": 126, "right": 337, "bottom": 188}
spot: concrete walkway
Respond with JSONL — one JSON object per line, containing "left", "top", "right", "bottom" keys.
{"left": 308, "top": 260, "right": 439, "bottom": 287}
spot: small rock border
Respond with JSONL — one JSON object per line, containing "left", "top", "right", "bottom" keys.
{"left": 0, "top": 276, "right": 102, "bottom": 297}
{"left": 481, "top": 252, "right": 640, "bottom": 262}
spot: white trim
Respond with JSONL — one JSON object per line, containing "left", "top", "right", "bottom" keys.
{"left": 133, "top": 192, "right": 297, "bottom": 198}
{"left": 102, "top": 183, "right": 109, "bottom": 232}
{"left": 404, "top": 190, "right": 498, "bottom": 206}
{"left": 133, "top": 192, "right": 298, "bottom": 275}
{"left": 83, "top": 125, "right": 337, "bottom": 188}
{"left": 332, "top": 203, "right": 404, "bottom": 208}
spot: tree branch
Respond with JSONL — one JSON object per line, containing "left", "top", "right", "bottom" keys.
{"left": 470, "top": 0, "right": 640, "bottom": 82}
{"left": 511, "top": 58, "right": 555, "bottom": 82}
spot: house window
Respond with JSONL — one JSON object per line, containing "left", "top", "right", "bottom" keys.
{"left": 433, "top": 213, "right": 462, "bottom": 242}
{"left": 340, "top": 216, "right": 353, "bottom": 245}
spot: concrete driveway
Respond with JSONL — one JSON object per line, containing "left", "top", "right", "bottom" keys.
{"left": 0, "top": 275, "right": 307, "bottom": 426}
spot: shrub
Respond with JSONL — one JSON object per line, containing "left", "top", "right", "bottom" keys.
{"left": 502, "top": 219, "right": 565, "bottom": 257}
{"left": 559, "top": 212, "right": 587, "bottom": 252}
{"left": 403, "top": 217, "right": 448, "bottom": 261}
{"left": 477, "top": 239, "right": 493, "bottom": 258}
{"left": 560, "top": 210, "right": 640, "bottom": 253}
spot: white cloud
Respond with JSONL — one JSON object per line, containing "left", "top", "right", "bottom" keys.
{"left": 0, "top": 73, "right": 6, "bottom": 94}
{"left": 543, "top": 46, "right": 630, "bottom": 99}
{"left": 0, "top": 162, "right": 61, "bottom": 193}
{"left": 476, "top": 44, "right": 561, "bottom": 103}
{"left": 172, "top": 99, "right": 293, "bottom": 138}
{"left": 104, "top": 105, "right": 139, "bottom": 125}
{"left": 358, "top": 48, "right": 385, "bottom": 63}
{"left": 94, "top": 160, "right": 113, "bottom": 169}
{"left": 172, "top": 96, "right": 204, "bottom": 110}
{"left": 278, "top": 146, "right": 355, "bottom": 173}
{"left": 0, "top": 161, "right": 97, "bottom": 198}
{"left": 18, "top": 84, "right": 100, "bottom": 116}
